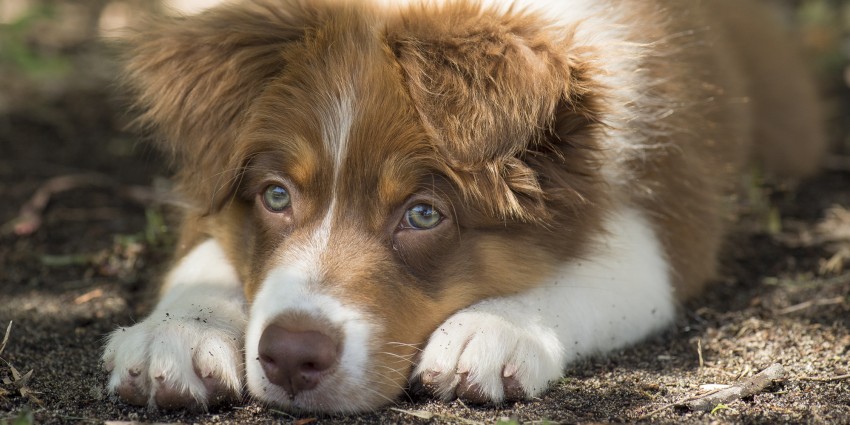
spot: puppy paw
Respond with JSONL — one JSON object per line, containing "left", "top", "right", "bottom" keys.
{"left": 102, "top": 309, "right": 244, "bottom": 410}
{"left": 414, "top": 307, "right": 564, "bottom": 404}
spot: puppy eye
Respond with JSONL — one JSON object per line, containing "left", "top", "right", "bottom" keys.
{"left": 403, "top": 204, "right": 442, "bottom": 230}
{"left": 262, "top": 185, "right": 291, "bottom": 212}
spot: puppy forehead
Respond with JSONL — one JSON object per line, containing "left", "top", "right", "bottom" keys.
{"left": 246, "top": 30, "right": 433, "bottom": 225}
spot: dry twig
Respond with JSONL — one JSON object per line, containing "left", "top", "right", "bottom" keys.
{"left": 797, "top": 373, "right": 850, "bottom": 382}
{"left": 682, "top": 363, "right": 785, "bottom": 412}
{"left": 637, "top": 363, "right": 786, "bottom": 420}
{"left": 5, "top": 173, "right": 158, "bottom": 236}
{"left": 9, "top": 174, "right": 112, "bottom": 235}
{"left": 390, "top": 407, "right": 485, "bottom": 425}
{"left": 777, "top": 296, "right": 845, "bottom": 315}
{"left": 0, "top": 321, "right": 10, "bottom": 357}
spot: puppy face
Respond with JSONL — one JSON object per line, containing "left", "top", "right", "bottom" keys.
{"left": 126, "top": 1, "right": 606, "bottom": 411}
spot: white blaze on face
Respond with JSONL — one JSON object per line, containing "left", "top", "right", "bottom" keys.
{"left": 245, "top": 91, "right": 379, "bottom": 410}
{"left": 303, "top": 88, "right": 356, "bottom": 266}
{"left": 321, "top": 87, "right": 356, "bottom": 192}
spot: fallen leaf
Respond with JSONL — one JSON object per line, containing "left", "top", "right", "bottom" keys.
{"left": 74, "top": 288, "right": 104, "bottom": 305}
{"left": 19, "top": 369, "right": 33, "bottom": 386}
{"left": 10, "top": 364, "right": 21, "bottom": 381}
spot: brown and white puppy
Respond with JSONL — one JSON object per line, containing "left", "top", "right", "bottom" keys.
{"left": 102, "top": 0, "right": 824, "bottom": 413}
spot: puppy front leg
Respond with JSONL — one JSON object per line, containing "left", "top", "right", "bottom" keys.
{"left": 415, "top": 208, "right": 678, "bottom": 403}
{"left": 103, "top": 239, "right": 246, "bottom": 410}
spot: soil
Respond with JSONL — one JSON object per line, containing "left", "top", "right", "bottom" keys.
{"left": 2, "top": 22, "right": 850, "bottom": 425}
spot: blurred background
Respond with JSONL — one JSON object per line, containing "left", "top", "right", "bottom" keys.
{"left": 0, "top": 0, "right": 848, "bottom": 178}
{"left": 1, "top": 0, "right": 849, "bottom": 186}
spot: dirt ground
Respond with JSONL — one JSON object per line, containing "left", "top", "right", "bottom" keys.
{"left": 3, "top": 2, "right": 850, "bottom": 425}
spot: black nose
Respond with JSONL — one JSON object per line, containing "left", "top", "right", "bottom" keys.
{"left": 258, "top": 324, "right": 339, "bottom": 396}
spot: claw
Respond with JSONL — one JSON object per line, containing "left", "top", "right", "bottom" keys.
{"left": 116, "top": 378, "right": 148, "bottom": 406}
{"left": 154, "top": 381, "right": 202, "bottom": 411}
{"left": 455, "top": 373, "right": 491, "bottom": 404}
{"left": 501, "top": 374, "right": 525, "bottom": 401}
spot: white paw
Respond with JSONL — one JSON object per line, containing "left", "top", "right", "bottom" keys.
{"left": 413, "top": 306, "right": 565, "bottom": 403}
{"left": 102, "top": 307, "right": 244, "bottom": 410}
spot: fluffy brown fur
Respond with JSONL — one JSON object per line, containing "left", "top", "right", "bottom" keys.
{"left": 111, "top": 0, "right": 824, "bottom": 412}
{"left": 124, "top": 0, "right": 611, "bottom": 298}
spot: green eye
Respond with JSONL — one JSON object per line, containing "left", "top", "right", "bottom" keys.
{"left": 404, "top": 204, "right": 442, "bottom": 230}
{"left": 262, "top": 185, "right": 291, "bottom": 212}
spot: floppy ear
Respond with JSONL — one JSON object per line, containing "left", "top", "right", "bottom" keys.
{"left": 123, "top": 1, "right": 318, "bottom": 210}
{"left": 388, "top": 4, "right": 603, "bottom": 223}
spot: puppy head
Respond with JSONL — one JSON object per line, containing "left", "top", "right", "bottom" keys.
{"left": 126, "top": 0, "right": 606, "bottom": 412}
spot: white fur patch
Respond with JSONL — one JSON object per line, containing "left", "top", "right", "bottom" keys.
{"left": 160, "top": 238, "right": 242, "bottom": 294}
{"left": 322, "top": 89, "right": 356, "bottom": 191}
{"left": 414, "top": 207, "right": 675, "bottom": 400}
{"left": 102, "top": 239, "right": 246, "bottom": 409}
{"left": 240, "top": 87, "right": 378, "bottom": 411}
